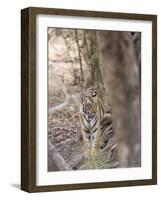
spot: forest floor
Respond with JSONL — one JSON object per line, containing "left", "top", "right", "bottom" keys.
{"left": 48, "top": 84, "right": 85, "bottom": 169}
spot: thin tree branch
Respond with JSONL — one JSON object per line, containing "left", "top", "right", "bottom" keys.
{"left": 74, "top": 30, "right": 84, "bottom": 82}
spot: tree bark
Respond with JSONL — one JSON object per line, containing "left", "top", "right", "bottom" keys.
{"left": 97, "top": 31, "right": 141, "bottom": 167}
{"left": 82, "top": 30, "right": 103, "bottom": 89}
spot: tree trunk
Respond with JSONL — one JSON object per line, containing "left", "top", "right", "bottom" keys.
{"left": 82, "top": 30, "right": 103, "bottom": 89}
{"left": 97, "top": 31, "right": 141, "bottom": 167}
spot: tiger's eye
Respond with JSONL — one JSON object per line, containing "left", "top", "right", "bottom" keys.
{"left": 91, "top": 91, "right": 97, "bottom": 97}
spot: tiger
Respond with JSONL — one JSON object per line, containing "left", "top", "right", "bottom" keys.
{"left": 79, "top": 86, "right": 114, "bottom": 160}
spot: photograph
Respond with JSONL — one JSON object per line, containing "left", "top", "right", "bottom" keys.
{"left": 47, "top": 28, "right": 141, "bottom": 171}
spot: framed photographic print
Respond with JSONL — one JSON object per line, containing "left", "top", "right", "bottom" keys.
{"left": 21, "top": 7, "right": 157, "bottom": 192}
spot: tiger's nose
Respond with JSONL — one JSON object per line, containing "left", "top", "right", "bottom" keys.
{"left": 88, "top": 118, "right": 91, "bottom": 122}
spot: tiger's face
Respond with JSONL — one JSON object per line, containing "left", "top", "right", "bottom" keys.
{"left": 82, "top": 97, "right": 96, "bottom": 122}
{"left": 82, "top": 86, "right": 99, "bottom": 122}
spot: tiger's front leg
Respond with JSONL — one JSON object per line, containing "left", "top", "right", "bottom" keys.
{"left": 91, "top": 126, "right": 101, "bottom": 160}
{"left": 81, "top": 128, "right": 92, "bottom": 159}
{"left": 79, "top": 112, "right": 92, "bottom": 159}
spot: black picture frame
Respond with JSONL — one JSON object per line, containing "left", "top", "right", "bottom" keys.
{"left": 21, "top": 7, "right": 157, "bottom": 192}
